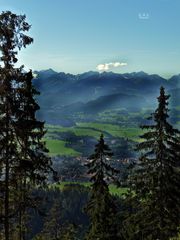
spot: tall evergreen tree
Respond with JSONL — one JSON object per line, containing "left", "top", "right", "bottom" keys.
{"left": 0, "top": 11, "right": 52, "bottom": 239}
{"left": 123, "top": 86, "right": 180, "bottom": 240}
{"left": 39, "top": 199, "right": 62, "bottom": 240}
{"left": 85, "top": 134, "right": 120, "bottom": 240}
{"left": 14, "top": 70, "right": 52, "bottom": 240}
{"left": 0, "top": 11, "right": 33, "bottom": 240}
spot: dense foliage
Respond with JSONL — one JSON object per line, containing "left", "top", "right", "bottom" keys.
{"left": 123, "top": 87, "right": 180, "bottom": 240}
{"left": 0, "top": 11, "right": 52, "bottom": 240}
{"left": 85, "top": 134, "right": 120, "bottom": 240}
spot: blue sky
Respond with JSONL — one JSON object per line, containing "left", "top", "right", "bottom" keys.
{"left": 0, "top": 0, "right": 180, "bottom": 77}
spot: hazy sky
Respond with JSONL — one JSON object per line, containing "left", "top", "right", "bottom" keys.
{"left": 0, "top": 0, "right": 180, "bottom": 77}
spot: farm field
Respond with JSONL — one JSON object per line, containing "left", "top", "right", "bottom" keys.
{"left": 77, "top": 122, "right": 143, "bottom": 140}
{"left": 46, "top": 124, "right": 102, "bottom": 139}
{"left": 44, "top": 122, "right": 144, "bottom": 156}
{"left": 46, "top": 123, "right": 143, "bottom": 140}
{"left": 53, "top": 181, "right": 128, "bottom": 197}
{"left": 45, "top": 139, "right": 81, "bottom": 157}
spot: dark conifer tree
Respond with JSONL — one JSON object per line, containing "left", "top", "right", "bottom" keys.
{"left": 0, "top": 11, "right": 33, "bottom": 240}
{"left": 0, "top": 11, "right": 52, "bottom": 239}
{"left": 85, "top": 134, "right": 120, "bottom": 240}
{"left": 123, "top": 87, "right": 180, "bottom": 240}
{"left": 40, "top": 199, "right": 62, "bottom": 240}
{"left": 13, "top": 70, "right": 52, "bottom": 240}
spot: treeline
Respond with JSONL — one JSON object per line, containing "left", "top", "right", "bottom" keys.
{"left": 0, "top": 11, "right": 180, "bottom": 240}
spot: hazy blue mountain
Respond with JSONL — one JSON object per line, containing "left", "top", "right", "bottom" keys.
{"left": 34, "top": 68, "right": 57, "bottom": 79}
{"left": 33, "top": 70, "right": 179, "bottom": 124}
{"left": 168, "top": 75, "right": 180, "bottom": 89}
{"left": 168, "top": 88, "right": 180, "bottom": 107}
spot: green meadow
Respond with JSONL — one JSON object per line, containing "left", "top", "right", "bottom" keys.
{"left": 53, "top": 182, "right": 128, "bottom": 197}
{"left": 45, "top": 139, "right": 81, "bottom": 157}
{"left": 45, "top": 122, "right": 144, "bottom": 156}
{"left": 46, "top": 122, "right": 143, "bottom": 140}
{"left": 77, "top": 122, "right": 143, "bottom": 140}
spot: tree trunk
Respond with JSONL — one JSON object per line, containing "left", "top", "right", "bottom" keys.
{"left": 5, "top": 154, "right": 9, "bottom": 240}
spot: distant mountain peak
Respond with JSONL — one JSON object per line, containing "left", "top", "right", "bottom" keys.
{"left": 131, "top": 71, "right": 148, "bottom": 77}
{"left": 34, "top": 68, "right": 57, "bottom": 78}
{"left": 40, "top": 68, "right": 57, "bottom": 74}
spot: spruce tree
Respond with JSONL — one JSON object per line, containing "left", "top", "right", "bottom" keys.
{"left": 85, "top": 134, "right": 120, "bottom": 240}
{"left": 0, "top": 11, "right": 33, "bottom": 240}
{"left": 40, "top": 199, "right": 62, "bottom": 240}
{"left": 14, "top": 70, "right": 52, "bottom": 240}
{"left": 0, "top": 11, "right": 52, "bottom": 239}
{"left": 123, "top": 86, "right": 180, "bottom": 240}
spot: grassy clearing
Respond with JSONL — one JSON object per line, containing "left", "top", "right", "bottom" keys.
{"left": 69, "top": 127, "right": 101, "bottom": 138}
{"left": 53, "top": 182, "right": 128, "bottom": 197}
{"left": 46, "top": 123, "right": 143, "bottom": 141}
{"left": 109, "top": 184, "right": 128, "bottom": 196}
{"left": 46, "top": 124, "right": 102, "bottom": 139}
{"left": 45, "top": 139, "right": 81, "bottom": 157}
{"left": 45, "top": 123, "right": 144, "bottom": 156}
{"left": 77, "top": 122, "right": 143, "bottom": 141}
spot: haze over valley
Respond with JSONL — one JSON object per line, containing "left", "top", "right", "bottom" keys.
{"left": 33, "top": 69, "right": 180, "bottom": 158}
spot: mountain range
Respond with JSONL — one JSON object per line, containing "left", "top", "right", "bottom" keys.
{"left": 33, "top": 69, "right": 180, "bottom": 124}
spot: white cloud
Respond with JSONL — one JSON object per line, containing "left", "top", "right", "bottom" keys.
{"left": 96, "top": 62, "right": 127, "bottom": 71}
